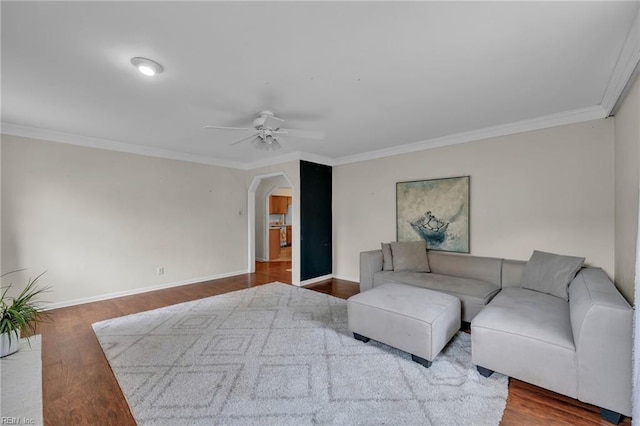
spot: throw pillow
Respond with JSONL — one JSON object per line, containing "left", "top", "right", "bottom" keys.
{"left": 381, "top": 243, "right": 393, "bottom": 271}
{"left": 390, "top": 241, "right": 430, "bottom": 272}
{"left": 520, "top": 250, "right": 585, "bottom": 300}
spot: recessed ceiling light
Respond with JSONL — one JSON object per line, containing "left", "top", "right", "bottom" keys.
{"left": 130, "top": 57, "right": 163, "bottom": 76}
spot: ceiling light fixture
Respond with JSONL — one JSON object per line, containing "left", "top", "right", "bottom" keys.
{"left": 252, "top": 134, "right": 281, "bottom": 151}
{"left": 130, "top": 57, "right": 163, "bottom": 76}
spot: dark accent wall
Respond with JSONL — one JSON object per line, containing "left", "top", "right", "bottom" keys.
{"left": 300, "top": 160, "right": 332, "bottom": 281}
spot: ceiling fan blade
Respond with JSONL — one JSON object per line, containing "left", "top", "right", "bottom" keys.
{"left": 203, "top": 125, "right": 255, "bottom": 131}
{"left": 229, "top": 133, "right": 259, "bottom": 146}
{"left": 262, "top": 114, "right": 285, "bottom": 130}
{"left": 276, "top": 128, "right": 324, "bottom": 140}
{"left": 280, "top": 110, "right": 327, "bottom": 121}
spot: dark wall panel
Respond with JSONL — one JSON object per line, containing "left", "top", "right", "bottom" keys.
{"left": 300, "top": 160, "right": 332, "bottom": 281}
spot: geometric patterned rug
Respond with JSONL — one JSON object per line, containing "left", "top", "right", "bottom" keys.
{"left": 92, "top": 283, "right": 508, "bottom": 425}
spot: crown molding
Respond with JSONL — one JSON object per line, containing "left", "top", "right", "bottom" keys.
{"left": 332, "top": 105, "right": 607, "bottom": 166}
{"left": 1, "top": 122, "right": 337, "bottom": 171}
{"left": 244, "top": 151, "right": 335, "bottom": 170}
{"left": 0, "top": 122, "right": 246, "bottom": 170}
{"left": 297, "top": 151, "right": 335, "bottom": 167}
{"left": 242, "top": 151, "right": 302, "bottom": 170}
{"left": 601, "top": 7, "right": 640, "bottom": 115}
{"left": 1, "top": 103, "right": 608, "bottom": 172}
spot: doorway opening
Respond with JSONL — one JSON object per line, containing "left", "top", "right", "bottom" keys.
{"left": 266, "top": 186, "right": 292, "bottom": 262}
{"left": 248, "top": 172, "right": 296, "bottom": 285}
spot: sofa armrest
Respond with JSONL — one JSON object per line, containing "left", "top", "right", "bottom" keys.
{"left": 569, "top": 268, "right": 633, "bottom": 416}
{"left": 360, "top": 250, "right": 383, "bottom": 292}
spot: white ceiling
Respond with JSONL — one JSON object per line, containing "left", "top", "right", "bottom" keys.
{"left": 2, "top": 1, "right": 639, "bottom": 169}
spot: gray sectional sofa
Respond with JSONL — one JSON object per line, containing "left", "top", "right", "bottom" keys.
{"left": 361, "top": 248, "right": 504, "bottom": 322}
{"left": 359, "top": 246, "right": 633, "bottom": 423}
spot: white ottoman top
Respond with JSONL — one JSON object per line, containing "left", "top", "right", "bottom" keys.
{"left": 349, "top": 283, "right": 460, "bottom": 323}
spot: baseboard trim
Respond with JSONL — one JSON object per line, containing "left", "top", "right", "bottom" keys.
{"left": 300, "top": 274, "right": 334, "bottom": 286}
{"left": 44, "top": 270, "right": 248, "bottom": 310}
{"left": 333, "top": 274, "right": 359, "bottom": 284}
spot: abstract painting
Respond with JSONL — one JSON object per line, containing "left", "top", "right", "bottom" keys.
{"left": 396, "top": 176, "right": 470, "bottom": 253}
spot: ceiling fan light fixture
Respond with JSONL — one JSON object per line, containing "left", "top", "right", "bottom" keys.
{"left": 253, "top": 116, "right": 265, "bottom": 128}
{"left": 252, "top": 136, "right": 281, "bottom": 151}
{"left": 131, "top": 57, "right": 163, "bottom": 76}
{"left": 203, "top": 110, "right": 321, "bottom": 151}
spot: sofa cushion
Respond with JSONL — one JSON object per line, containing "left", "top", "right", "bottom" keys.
{"left": 501, "top": 259, "right": 527, "bottom": 288}
{"left": 381, "top": 243, "right": 393, "bottom": 271}
{"left": 373, "top": 271, "right": 499, "bottom": 322}
{"left": 390, "top": 241, "right": 430, "bottom": 272}
{"left": 520, "top": 250, "right": 585, "bottom": 300}
{"left": 472, "top": 287, "right": 574, "bottom": 350}
{"left": 471, "top": 287, "right": 577, "bottom": 397}
{"left": 427, "top": 252, "right": 502, "bottom": 287}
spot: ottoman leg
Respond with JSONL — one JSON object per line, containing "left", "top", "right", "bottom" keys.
{"left": 353, "top": 333, "right": 370, "bottom": 343}
{"left": 476, "top": 366, "right": 494, "bottom": 377}
{"left": 600, "top": 408, "right": 623, "bottom": 424}
{"left": 411, "top": 354, "right": 432, "bottom": 368}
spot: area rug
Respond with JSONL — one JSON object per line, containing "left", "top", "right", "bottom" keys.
{"left": 0, "top": 335, "right": 43, "bottom": 425}
{"left": 93, "top": 283, "right": 507, "bottom": 425}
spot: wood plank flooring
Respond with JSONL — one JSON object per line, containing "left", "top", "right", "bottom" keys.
{"left": 32, "top": 261, "right": 631, "bottom": 425}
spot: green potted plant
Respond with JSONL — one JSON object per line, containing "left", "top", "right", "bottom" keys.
{"left": 0, "top": 271, "right": 50, "bottom": 357}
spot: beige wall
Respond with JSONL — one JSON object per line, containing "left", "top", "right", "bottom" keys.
{"left": 614, "top": 76, "right": 640, "bottom": 305}
{"left": 333, "top": 119, "right": 615, "bottom": 282}
{"left": 613, "top": 75, "right": 640, "bottom": 422}
{"left": 1, "top": 116, "right": 625, "bottom": 304}
{"left": 1, "top": 135, "right": 248, "bottom": 306}
{"left": 254, "top": 175, "right": 290, "bottom": 261}
{"left": 0, "top": 138, "right": 2, "bottom": 280}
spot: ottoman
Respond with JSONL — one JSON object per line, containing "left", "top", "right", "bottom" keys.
{"left": 347, "top": 283, "right": 461, "bottom": 367}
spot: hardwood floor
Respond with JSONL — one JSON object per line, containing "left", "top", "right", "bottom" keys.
{"left": 270, "top": 245, "right": 292, "bottom": 262}
{"left": 32, "top": 261, "right": 630, "bottom": 426}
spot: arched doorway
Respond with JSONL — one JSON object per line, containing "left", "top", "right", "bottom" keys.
{"left": 247, "top": 171, "right": 297, "bottom": 284}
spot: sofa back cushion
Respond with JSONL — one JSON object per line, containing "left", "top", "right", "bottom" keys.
{"left": 427, "top": 252, "right": 502, "bottom": 287}
{"left": 521, "top": 250, "right": 585, "bottom": 300}
{"left": 381, "top": 243, "right": 394, "bottom": 271}
{"left": 501, "top": 259, "right": 526, "bottom": 288}
{"left": 390, "top": 241, "right": 431, "bottom": 272}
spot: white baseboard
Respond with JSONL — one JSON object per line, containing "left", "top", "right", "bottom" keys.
{"left": 255, "top": 257, "right": 268, "bottom": 262}
{"left": 300, "top": 274, "right": 334, "bottom": 286}
{"left": 333, "top": 274, "right": 359, "bottom": 284}
{"left": 44, "top": 270, "right": 248, "bottom": 310}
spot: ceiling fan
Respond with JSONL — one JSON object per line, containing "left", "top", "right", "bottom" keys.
{"left": 203, "top": 110, "right": 324, "bottom": 151}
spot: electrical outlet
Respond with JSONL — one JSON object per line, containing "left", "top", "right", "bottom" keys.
{"left": 157, "top": 267, "right": 164, "bottom": 275}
